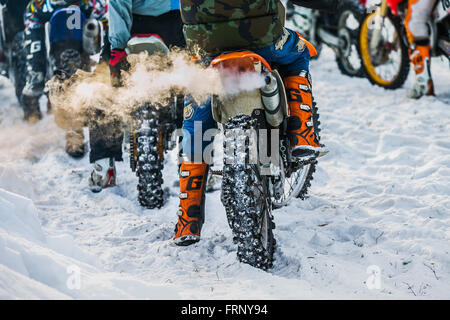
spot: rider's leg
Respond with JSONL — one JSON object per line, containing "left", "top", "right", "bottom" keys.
{"left": 173, "top": 96, "right": 216, "bottom": 246}
{"left": 405, "top": 0, "right": 437, "bottom": 98}
{"left": 255, "top": 28, "right": 326, "bottom": 161}
{"left": 88, "top": 115, "right": 123, "bottom": 192}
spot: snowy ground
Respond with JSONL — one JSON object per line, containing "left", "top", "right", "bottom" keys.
{"left": 0, "top": 47, "right": 449, "bottom": 300}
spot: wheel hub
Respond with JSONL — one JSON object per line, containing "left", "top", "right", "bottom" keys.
{"left": 338, "top": 28, "right": 352, "bottom": 57}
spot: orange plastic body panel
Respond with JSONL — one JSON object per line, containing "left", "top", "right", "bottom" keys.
{"left": 210, "top": 51, "right": 272, "bottom": 71}
{"left": 296, "top": 33, "right": 318, "bottom": 58}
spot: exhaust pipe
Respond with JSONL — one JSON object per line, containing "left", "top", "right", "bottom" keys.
{"left": 82, "top": 19, "right": 101, "bottom": 55}
{"left": 260, "top": 72, "right": 284, "bottom": 128}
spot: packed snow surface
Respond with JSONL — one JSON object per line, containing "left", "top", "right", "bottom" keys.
{"left": 0, "top": 47, "right": 449, "bottom": 299}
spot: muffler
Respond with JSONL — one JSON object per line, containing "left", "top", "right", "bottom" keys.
{"left": 82, "top": 19, "right": 102, "bottom": 55}
{"left": 260, "top": 72, "right": 285, "bottom": 128}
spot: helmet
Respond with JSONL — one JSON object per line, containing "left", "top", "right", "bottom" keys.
{"left": 50, "top": 0, "right": 81, "bottom": 6}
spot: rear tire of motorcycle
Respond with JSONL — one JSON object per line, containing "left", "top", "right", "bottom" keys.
{"left": 335, "top": 0, "right": 367, "bottom": 78}
{"left": 359, "top": 11, "right": 410, "bottom": 89}
{"left": 221, "top": 114, "right": 276, "bottom": 270}
{"left": 136, "top": 118, "right": 164, "bottom": 210}
{"left": 56, "top": 49, "right": 82, "bottom": 80}
{"left": 11, "top": 32, "right": 26, "bottom": 102}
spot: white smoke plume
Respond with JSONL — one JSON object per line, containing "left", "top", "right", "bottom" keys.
{"left": 48, "top": 49, "right": 267, "bottom": 129}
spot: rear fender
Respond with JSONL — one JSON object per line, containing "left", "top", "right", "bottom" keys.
{"left": 126, "top": 34, "right": 169, "bottom": 56}
{"left": 210, "top": 51, "right": 266, "bottom": 124}
{"left": 210, "top": 51, "right": 287, "bottom": 124}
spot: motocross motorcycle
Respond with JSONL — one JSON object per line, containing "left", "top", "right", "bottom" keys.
{"left": 201, "top": 50, "right": 324, "bottom": 270}
{"left": 125, "top": 35, "right": 183, "bottom": 210}
{"left": 4, "top": 6, "right": 103, "bottom": 106}
{"left": 286, "top": 0, "right": 367, "bottom": 77}
{"left": 359, "top": 0, "right": 450, "bottom": 89}
{"left": 45, "top": 6, "right": 103, "bottom": 90}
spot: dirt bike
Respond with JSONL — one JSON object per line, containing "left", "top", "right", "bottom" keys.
{"left": 204, "top": 51, "right": 324, "bottom": 270}
{"left": 125, "top": 35, "right": 183, "bottom": 210}
{"left": 286, "top": 0, "right": 367, "bottom": 77}
{"left": 359, "top": 0, "right": 450, "bottom": 89}
{"left": 45, "top": 6, "right": 103, "bottom": 88}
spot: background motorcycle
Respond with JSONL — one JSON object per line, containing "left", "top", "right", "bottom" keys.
{"left": 359, "top": 0, "right": 450, "bottom": 89}
{"left": 45, "top": 6, "right": 103, "bottom": 90}
{"left": 47, "top": 7, "right": 104, "bottom": 158}
{"left": 286, "top": 0, "right": 367, "bottom": 77}
{"left": 125, "top": 35, "right": 183, "bottom": 210}
{"left": 1, "top": 5, "right": 103, "bottom": 109}
{"left": 11, "top": 6, "right": 102, "bottom": 107}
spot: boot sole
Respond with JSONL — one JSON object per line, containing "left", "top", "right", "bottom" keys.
{"left": 173, "top": 235, "right": 200, "bottom": 246}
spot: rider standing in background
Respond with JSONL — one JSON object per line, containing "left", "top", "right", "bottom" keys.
{"left": 0, "top": 0, "right": 29, "bottom": 76}
{"left": 403, "top": 0, "right": 437, "bottom": 99}
{"left": 22, "top": 0, "right": 107, "bottom": 160}
{"left": 88, "top": 0, "right": 185, "bottom": 192}
{"left": 173, "top": 0, "right": 333, "bottom": 246}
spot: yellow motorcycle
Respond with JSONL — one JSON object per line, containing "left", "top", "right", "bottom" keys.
{"left": 359, "top": 0, "right": 449, "bottom": 89}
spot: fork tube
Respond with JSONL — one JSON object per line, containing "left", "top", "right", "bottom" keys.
{"left": 370, "top": 0, "right": 389, "bottom": 50}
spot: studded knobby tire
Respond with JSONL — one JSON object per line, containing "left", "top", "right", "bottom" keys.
{"left": 221, "top": 114, "right": 276, "bottom": 270}
{"left": 136, "top": 117, "right": 164, "bottom": 209}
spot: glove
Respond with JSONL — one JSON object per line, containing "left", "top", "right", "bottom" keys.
{"left": 109, "top": 48, "right": 129, "bottom": 87}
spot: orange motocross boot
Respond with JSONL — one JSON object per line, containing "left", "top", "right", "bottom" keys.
{"left": 407, "top": 43, "right": 435, "bottom": 99}
{"left": 173, "top": 162, "right": 208, "bottom": 246}
{"left": 284, "top": 71, "right": 326, "bottom": 161}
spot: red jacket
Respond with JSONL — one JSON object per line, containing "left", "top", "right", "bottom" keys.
{"left": 386, "top": 0, "right": 404, "bottom": 15}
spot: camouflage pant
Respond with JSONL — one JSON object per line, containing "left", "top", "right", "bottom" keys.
{"left": 182, "top": 28, "right": 311, "bottom": 159}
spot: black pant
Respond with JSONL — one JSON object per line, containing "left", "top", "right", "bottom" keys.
{"left": 89, "top": 114, "right": 124, "bottom": 163}
{"left": 89, "top": 10, "right": 185, "bottom": 163}
{"left": 289, "top": 0, "right": 340, "bottom": 12}
{"left": 131, "top": 10, "right": 186, "bottom": 48}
